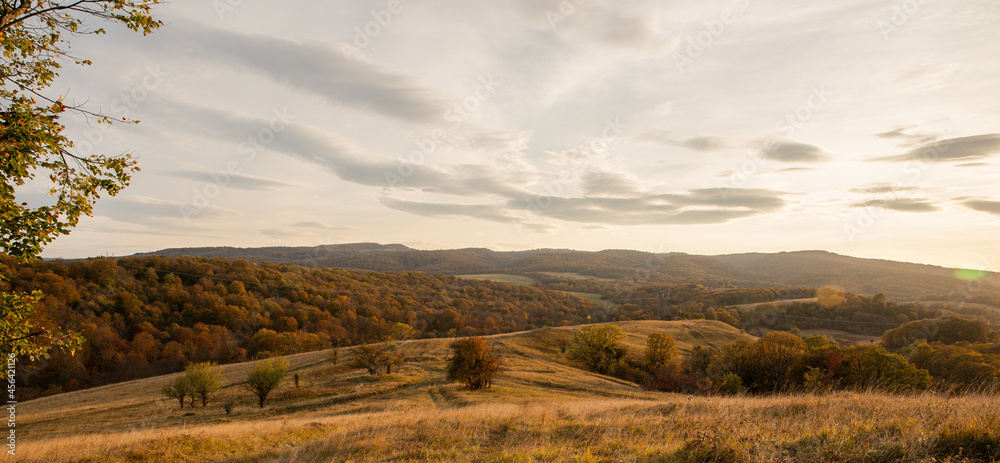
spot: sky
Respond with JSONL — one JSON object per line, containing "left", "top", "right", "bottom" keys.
{"left": 29, "top": 0, "right": 1000, "bottom": 271}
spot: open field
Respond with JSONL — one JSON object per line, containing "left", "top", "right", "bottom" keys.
{"left": 457, "top": 274, "right": 617, "bottom": 309}
{"left": 16, "top": 320, "right": 1000, "bottom": 462}
{"left": 566, "top": 291, "right": 617, "bottom": 310}
{"left": 535, "top": 272, "right": 618, "bottom": 282}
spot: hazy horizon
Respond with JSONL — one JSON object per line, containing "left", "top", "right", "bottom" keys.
{"left": 27, "top": 1, "right": 1000, "bottom": 272}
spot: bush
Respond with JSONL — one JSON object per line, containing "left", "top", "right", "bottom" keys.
{"left": 349, "top": 343, "right": 403, "bottom": 376}
{"left": 567, "top": 325, "right": 628, "bottom": 375}
{"left": 161, "top": 375, "right": 191, "bottom": 408}
{"left": 835, "top": 344, "right": 930, "bottom": 393}
{"left": 245, "top": 358, "right": 288, "bottom": 408}
{"left": 185, "top": 362, "right": 224, "bottom": 407}
{"left": 447, "top": 337, "right": 503, "bottom": 390}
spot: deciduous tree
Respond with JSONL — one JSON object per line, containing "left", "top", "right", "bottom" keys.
{"left": 244, "top": 358, "right": 287, "bottom": 408}
{"left": 446, "top": 337, "right": 502, "bottom": 390}
{"left": 185, "top": 362, "right": 223, "bottom": 407}
{"left": 1, "top": 0, "right": 161, "bottom": 360}
{"left": 567, "top": 324, "right": 628, "bottom": 376}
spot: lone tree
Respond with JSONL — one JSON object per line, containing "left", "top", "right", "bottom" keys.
{"left": 161, "top": 375, "right": 191, "bottom": 409}
{"left": 185, "top": 362, "right": 224, "bottom": 407}
{"left": 446, "top": 337, "right": 502, "bottom": 390}
{"left": 0, "top": 1, "right": 161, "bottom": 360}
{"left": 644, "top": 333, "right": 679, "bottom": 373}
{"left": 350, "top": 344, "right": 385, "bottom": 376}
{"left": 244, "top": 358, "right": 287, "bottom": 409}
{"left": 567, "top": 325, "right": 628, "bottom": 376}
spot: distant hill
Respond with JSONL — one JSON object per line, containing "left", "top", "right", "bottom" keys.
{"left": 712, "top": 251, "right": 983, "bottom": 300}
{"left": 136, "top": 245, "right": 770, "bottom": 287}
{"left": 136, "top": 244, "right": 1000, "bottom": 300}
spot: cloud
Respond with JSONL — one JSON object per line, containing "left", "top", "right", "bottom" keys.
{"left": 874, "top": 134, "right": 1000, "bottom": 163}
{"left": 774, "top": 167, "right": 814, "bottom": 174}
{"left": 852, "top": 198, "right": 940, "bottom": 213}
{"left": 963, "top": 199, "right": 1000, "bottom": 217}
{"left": 637, "top": 129, "right": 728, "bottom": 152}
{"left": 168, "top": 170, "right": 291, "bottom": 191}
{"left": 679, "top": 136, "right": 727, "bottom": 152}
{"left": 849, "top": 185, "right": 921, "bottom": 194}
{"left": 152, "top": 101, "right": 537, "bottom": 199}
{"left": 380, "top": 187, "right": 786, "bottom": 228}
{"left": 766, "top": 141, "right": 831, "bottom": 162}
{"left": 292, "top": 221, "right": 361, "bottom": 231}
{"left": 875, "top": 127, "right": 939, "bottom": 146}
{"left": 94, "top": 196, "right": 235, "bottom": 225}
{"left": 380, "top": 197, "right": 522, "bottom": 223}
{"left": 580, "top": 171, "right": 641, "bottom": 197}
{"left": 181, "top": 21, "right": 447, "bottom": 124}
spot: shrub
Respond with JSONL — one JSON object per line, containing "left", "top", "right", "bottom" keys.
{"left": 567, "top": 325, "right": 628, "bottom": 375}
{"left": 245, "top": 358, "right": 288, "bottom": 408}
{"left": 835, "top": 345, "right": 930, "bottom": 393}
{"left": 447, "top": 337, "right": 503, "bottom": 390}
{"left": 185, "top": 362, "right": 224, "bottom": 407}
{"left": 350, "top": 343, "right": 403, "bottom": 375}
{"left": 161, "top": 375, "right": 191, "bottom": 408}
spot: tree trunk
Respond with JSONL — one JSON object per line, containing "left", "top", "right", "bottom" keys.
{"left": 258, "top": 394, "right": 265, "bottom": 408}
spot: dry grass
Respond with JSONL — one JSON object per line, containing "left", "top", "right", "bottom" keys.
{"left": 15, "top": 320, "right": 999, "bottom": 462}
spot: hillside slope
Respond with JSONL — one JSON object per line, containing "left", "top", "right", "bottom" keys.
{"left": 18, "top": 320, "right": 749, "bottom": 460}
{"left": 713, "top": 251, "right": 988, "bottom": 299}
{"left": 16, "top": 320, "right": 999, "bottom": 463}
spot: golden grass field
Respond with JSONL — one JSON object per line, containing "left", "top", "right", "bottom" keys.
{"left": 16, "top": 320, "right": 1000, "bottom": 462}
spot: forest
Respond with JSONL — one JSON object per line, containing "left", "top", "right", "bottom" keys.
{"left": 2, "top": 255, "right": 598, "bottom": 399}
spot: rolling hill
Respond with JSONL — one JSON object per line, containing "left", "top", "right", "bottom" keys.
{"left": 16, "top": 320, "right": 999, "bottom": 462}
{"left": 136, "top": 244, "right": 1000, "bottom": 301}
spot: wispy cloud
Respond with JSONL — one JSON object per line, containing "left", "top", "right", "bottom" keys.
{"left": 766, "top": 141, "right": 831, "bottom": 163}
{"left": 851, "top": 198, "right": 940, "bottom": 213}
{"left": 963, "top": 199, "right": 1000, "bottom": 217}
{"left": 168, "top": 170, "right": 291, "bottom": 191}
{"left": 177, "top": 21, "right": 447, "bottom": 124}
{"left": 874, "top": 134, "right": 1000, "bottom": 163}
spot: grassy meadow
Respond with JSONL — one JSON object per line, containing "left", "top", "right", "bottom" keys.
{"left": 16, "top": 320, "right": 1000, "bottom": 462}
